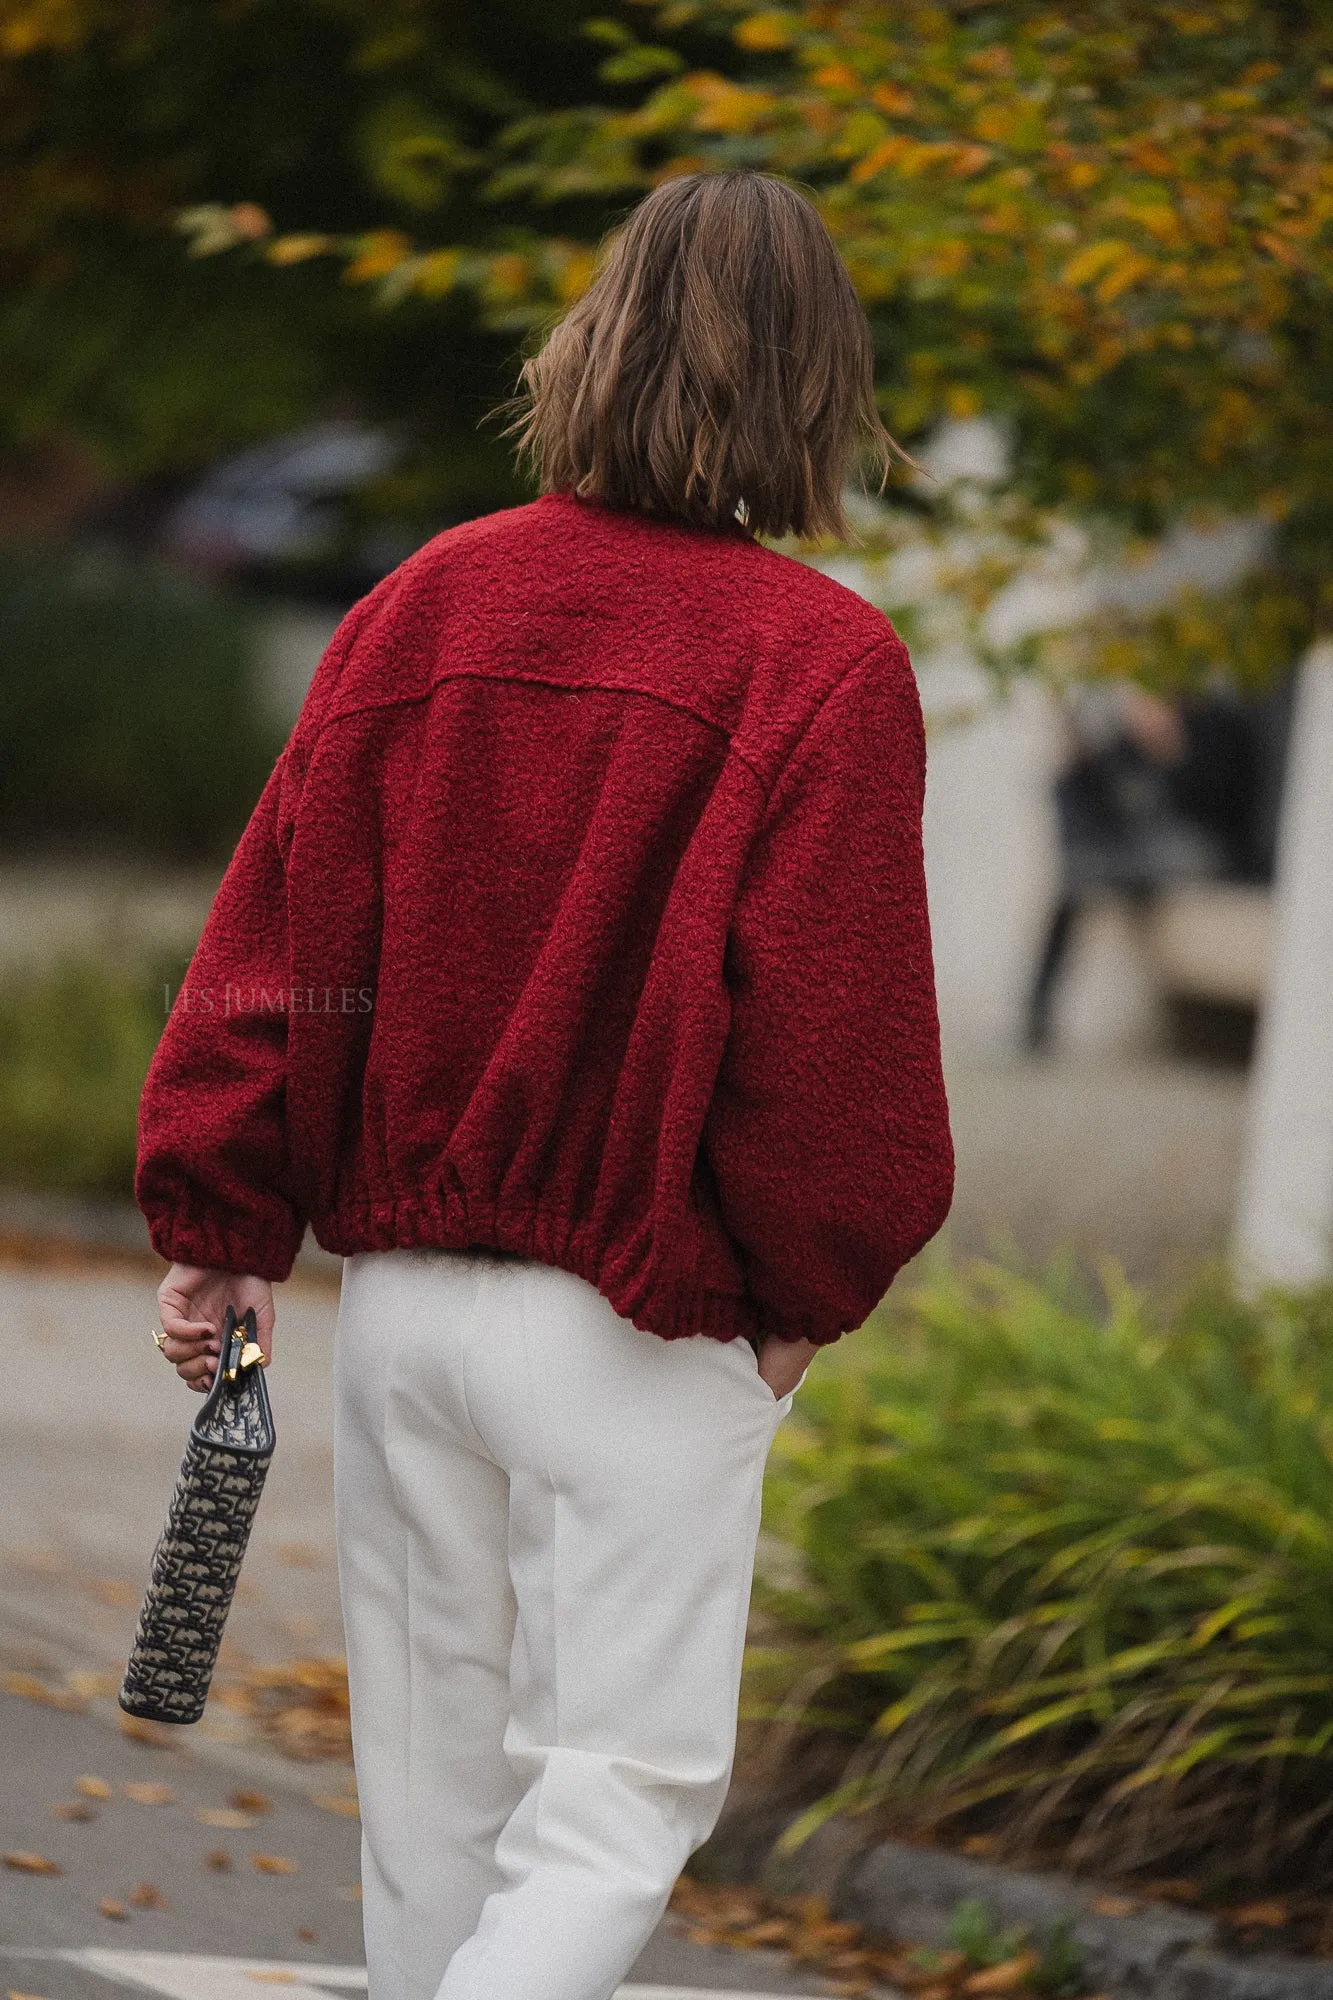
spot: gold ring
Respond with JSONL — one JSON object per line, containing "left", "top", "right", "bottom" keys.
{"left": 151, "top": 1326, "right": 169, "bottom": 1352}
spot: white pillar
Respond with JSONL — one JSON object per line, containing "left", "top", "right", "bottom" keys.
{"left": 1234, "top": 640, "right": 1333, "bottom": 1288}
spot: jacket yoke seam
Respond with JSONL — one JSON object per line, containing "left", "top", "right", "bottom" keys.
{"left": 312, "top": 665, "right": 776, "bottom": 795}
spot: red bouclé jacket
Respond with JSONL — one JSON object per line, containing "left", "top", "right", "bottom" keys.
{"left": 135, "top": 492, "right": 954, "bottom": 1345}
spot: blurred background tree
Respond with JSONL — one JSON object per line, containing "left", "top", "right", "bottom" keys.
{"left": 157, "top": 0, "right": 1333, "bottom": 688}
{"left": 0, "top": 0, "right": 707, "bottom": 539}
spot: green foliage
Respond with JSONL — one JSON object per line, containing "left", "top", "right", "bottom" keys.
{"left": 948, "top": 1896, "right": 1029, "bottom": 1968}
{"left": 750, "top": 1260, "right": 1333, "bottom": 1890}
{"left": 0, "top": 957, "right": 183, "bottom": 1197}
{"left": 0, "top": 548, "right": 281, "bottom": 861}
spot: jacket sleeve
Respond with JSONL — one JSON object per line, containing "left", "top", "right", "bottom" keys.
{"left": 135, "top": 750, "right": 306, "bottom": 1279}
{"left": 135, "top": 594, "right": 380, "bottom": 1278}
{"left": 702, "top": 638, "right": 954, "bottom": 1344}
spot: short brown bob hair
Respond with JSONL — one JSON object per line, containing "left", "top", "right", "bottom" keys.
{"left": 510, "top": 170, "right": 904, "bottom": 542}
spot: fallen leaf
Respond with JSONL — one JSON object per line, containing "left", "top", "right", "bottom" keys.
{"left": 86, "top": 1578, "right": 138, "bottom": 1607}
{"left": 195, "top": 1809, "right": 256, "bottom": 1829}
{"left": 274, "top": 1542, "right": 322, "bottom": 1568}
{"left": 128, "top": 1883, "right": 167, "bottom": 1910}
{"left": 99, "top": 1899, "right": 128, "bottom": 1921}
{"left": 1139, "top": 1878, "right": 1200, "bottom": 1904}
{"left": 296, "top": 1929, "right": 316, "bottom": 1944}
{"left": 336, "top": 1884, "right": 362, "bottom": 1902}
{"left": 51, "top": 1803, "right": 96, "bottom": 1822}
{"left": 230, "top": 1789, "right": 271, "bottom": 1814}
{"left": 251, "top": 1854, "right": 298, "bottom": 1875}
{"left": 1090, "top": 1894, "right": 1139, "bottom": 1917}
{"left": 964, "top": 1952, "right": 1042, "bottom": 1994}
{"left": 961, "top": 1835, "right": 999, "bottom": 1856}
{"left": 248, "top": 1974, "right": 297, "bottom": 1984}
{"left": 9, "top": 1989, "right": 58, "bottom": 1999}
{"left": 3, "top": 1853, "right": 61, "bottom": 1875}
{"left": 311, "top": 1794, "right": 360, "bottom": 1818}
{"left": 1228, "top": 1901, "right": 1289, "bottom": 1928}
{"left": 66, "top": 1671, "right": 119, "bottom": 1698}
{"left": 3, "top": 1673, "right": 86, "bottom": 1713}
{"left": 123, "top": 1782, "right": 174, "bottom": 1806}
{"left": 203, "top": 1850, "right": 231, "bottom": 1872}
{"left": 118, "top": 1714, "right": 168, "bottom": 1746}
{"left": 75, "top": 1776, "right": 112, "bottom": 1799}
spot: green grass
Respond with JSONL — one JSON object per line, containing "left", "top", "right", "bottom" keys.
{"left": 749, "top": 1258, "right": 1333, "bottom": 1894}
{"left": 0, "top": 957, "right": 184, "bottom": 1197}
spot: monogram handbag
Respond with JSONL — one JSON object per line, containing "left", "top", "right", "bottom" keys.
{"left": 119, "top": 1305, "right": 275, "bottom": 1726}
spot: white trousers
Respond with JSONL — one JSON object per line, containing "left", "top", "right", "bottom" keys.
{"left": 333, "top": 1249, "right": 800, "bottom": 2000}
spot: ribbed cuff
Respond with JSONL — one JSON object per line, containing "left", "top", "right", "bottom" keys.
{"left": 145, "top": 1209, "right": 303, "bottom": 1283}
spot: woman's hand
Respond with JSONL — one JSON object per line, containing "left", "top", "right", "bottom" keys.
{"left": 156, "top": 1264, "right": 275, "bottom": 1393}
{"left": 755, "top": 1334, "right": 819, "bottom": 1399}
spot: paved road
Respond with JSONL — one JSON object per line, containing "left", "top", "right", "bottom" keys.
{"left": 1, "top": 1266, "right": 830, "bottom": 1997}
{"left": 0, "top": 1689, "right": 826, "bottom": 1997}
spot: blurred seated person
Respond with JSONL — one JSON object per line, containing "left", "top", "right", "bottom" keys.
{"left": 1025, "top": 680, "right": 1265, "bottom": 1051}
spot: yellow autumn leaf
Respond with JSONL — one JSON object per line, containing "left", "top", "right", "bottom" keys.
{"left": 733, "top": 11, "right": 794, "bottom": 51}
{"left": 266, "top": 235, "right": 332, "bottom": 265}
{"left": 1116, "top": 203, "right": 1182, "bottom": 244}
{"left": 1096, "top": 249, "right": 1154, "bottom": 301}
{"left": 1059, "top": 238, "right": 1132, "bottom": 287}
{"left": 413, "top": 249, "right": 462, "bottom": 296}
{"left": 555, "top": 249, "right": 597, "bottom": 304}
{"left": 687, "top": 74, "right": 777, "bottom": 134}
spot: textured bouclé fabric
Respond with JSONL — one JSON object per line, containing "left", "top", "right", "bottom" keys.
{"left": 136, "top": 491, "right": 954, "bottom": 1345}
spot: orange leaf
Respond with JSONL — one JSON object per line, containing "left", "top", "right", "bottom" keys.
{"left": 118, "top": 1713, "right": 167, "bottom": 1745}
{"left": 1228, "top": 1900, "right": 1289, "bottom": 1928}
{"left": 98, "top": 1899, "right": 127, "bottom": 1921}
{"left": 343, "top": 230, "right": 411, "bottom": 285}
{"left": 871, "top": 82, "right": 915, "bottom": 116}
{"left": 849, "top": 135, "right": 911, "bottom": 184}
{"left": 964, "top": 1951, "right": 1041, "bottom": 1994}
{"left": 4, "top": 1853, "right": 61, "bottom": 1875}
{"left": 123, "top": 1783, "right": 174, "bottom": 1806}
{"left": 4, "top": 1674, "right": 85, "bottom": 1712}
{"left": 251, "top": 1854, "right": 299, "bottom": 1875}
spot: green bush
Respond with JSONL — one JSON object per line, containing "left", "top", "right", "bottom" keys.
{"left": 0, "top": 957, "right": 183, "bottom": 1197}
{"left": 751, "top": 1259, "right": 1333, "bottom": 1894}
{"left": 0, "top": 546, "right": 282, "bottom": 859}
